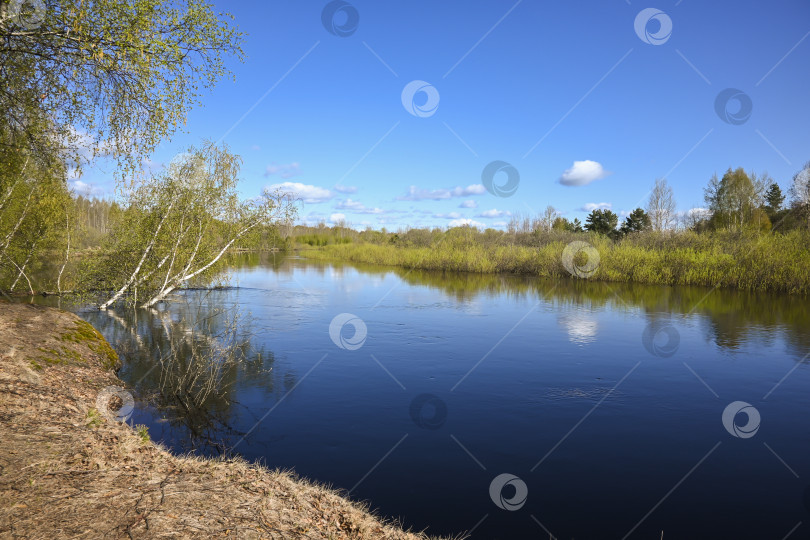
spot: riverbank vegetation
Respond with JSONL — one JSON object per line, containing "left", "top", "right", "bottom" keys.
{"left": 299, "top": 166, "right": 810, "bottom": 294}
{"left": 303, "top": 230, "right": 810, "bottom": 294}
{"left": 0, "top": 0, "right": 296, "bottom": 301}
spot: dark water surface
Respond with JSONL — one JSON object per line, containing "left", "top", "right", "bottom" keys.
{"left": 39, "top": 254, "right": 810, "bottom": 538}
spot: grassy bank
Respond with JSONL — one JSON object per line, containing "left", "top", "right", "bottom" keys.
{"left": 0, "top": 302, "right": 454, "bottom": 539}
{"left": 300, "top": 229, "right": 810, "bottom": 295}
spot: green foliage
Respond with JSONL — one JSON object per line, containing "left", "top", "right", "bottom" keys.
{"left": 236, "top": 224, "right": 292, "bottom": 252}
{"left": 83, "top": 141, "right": 297, "bottom": 308}
{"left": 705, "top": 168, "right": 771, "bottom": 231}
{"left": 86, "top": 408, "right": 103, "bottom": 427}
{"left": 585, "top": 209, "right": 618, "bottom": 236}
{"left": 620, "top": 208, "right": 651, "bottom": 235}
{"left": 72, "top": 197, "right": 122, "bottom": 248}
{"left": 765, "top": 183, "right": 785, "bottom": 213}
{"left": 135, "top": 424, "right": 150, "bottom": 443}
{"left": 61, "top": 319, "right": 119, "bottom": 369}
{"left": 303, "top": 229, "right": 810, "bottom": 294}
{"left": 0, "top": 132, "right": 72, "bottom": 292}
{"left": 552, "top": 217, "right": 584, "bottom": 233}
{"left": 0, "top": 0, "right": 244, "bottom": 179}
{"left": 0, "top": 0, "right": 245, "bottom": 296}
{"left": 297, "top": 234, "right": 351, "bottom": 247}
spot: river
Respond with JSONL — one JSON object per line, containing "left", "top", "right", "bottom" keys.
{"left": 38, "top": 253, "right": 810, "bottom": 538}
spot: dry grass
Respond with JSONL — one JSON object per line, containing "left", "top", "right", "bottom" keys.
{"left": 302, "top": 229, "right": 810, "bottom": 294}
{"left": 0, "top": 302, "right": 460, "bottom": 539}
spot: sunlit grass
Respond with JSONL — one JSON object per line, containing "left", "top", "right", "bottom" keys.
{"left": 301, "top": 230, "right": 810, "bottom": 294}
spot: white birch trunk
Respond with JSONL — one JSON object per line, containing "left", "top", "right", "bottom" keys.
{"left": 99, "top": 197, "right": 176, "bottom": 310}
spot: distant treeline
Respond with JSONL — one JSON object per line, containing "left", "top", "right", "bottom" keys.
{"left": 298, "top": 164, "right": 810, "bottom": 244}
{"left": 296, "top": 165, "right": 810, "bottom": 294}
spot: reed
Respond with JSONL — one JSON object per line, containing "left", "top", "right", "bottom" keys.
{"left": 301, "top": 229, "right": 810, "bottom": 294}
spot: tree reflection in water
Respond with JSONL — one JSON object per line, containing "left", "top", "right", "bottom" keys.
{"left": 272, "top": 254, "right": 810, "bottom": 360}
{"left": 83, "top": 290, "right": 279, "bottom": 455}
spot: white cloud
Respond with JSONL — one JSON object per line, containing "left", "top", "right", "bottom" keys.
{"left": 448, "top": 218, "right": 485, "bottom": 228}
{"left": 459, "top": 200, "right": 478, "bottom": 209}
{"left": 336, "top": 199, "right": 363, "bottom": 210}
{"left": 559, "top": 160, "right": 609, "bottom": 186}
{"left": 264, "top": 162, "right": 301, "bottom": 179}
{"left": 69, "top": 180, "right": 104, "bottom": 196}
{"left": 335, "top": 198, "right": 384, "bottom": 214}
{"left": 330, "top": 213, "right": 347, "bottom": 223}
{"left": 434, "top": 212, "right": 462, "bottom": 219}
{"left": 397, "top": 184, "right": 486, "bottom": 201}
{"left": 477, "top": 208, "right": 512, "bottom": 218}
{"left": 334, "top": 185, "right": 358, "bottom": 194}
{"left": 580, "top": 202, "right": 612, "bottom": 212}
{"left": 251, "top": 145, "right": 261, "bottom": 151}
{"left": 268, "top": 182, "right": 333, "bottom": 203}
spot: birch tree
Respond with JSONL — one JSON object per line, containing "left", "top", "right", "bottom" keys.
{"left": 646, "top": 178, "right": 677, "bottom": 231}
{"left": 90, "top": 142, "right": 297, "bottom": 309}
{"left": 704, "top": 168, "right": 770, "bottom": 231}
{"left": 790, "top": 161, "right": 810, "bottom": 206}
{"left": 1, "top": 0, "right": 244, "bottom": 179}
{"left": 0, "top": 132, "right": 71, "bottom": 292}
{"left": 539, "top": 205, "right": 559, "bottom": 232}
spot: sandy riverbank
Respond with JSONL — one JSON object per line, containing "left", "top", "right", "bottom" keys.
{"left": 0, "top": 302, "right": 456, "bottom": 539}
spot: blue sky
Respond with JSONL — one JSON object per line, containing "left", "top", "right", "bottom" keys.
{"left": 77, "top": 0, "right": 810, "bottom": 230}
